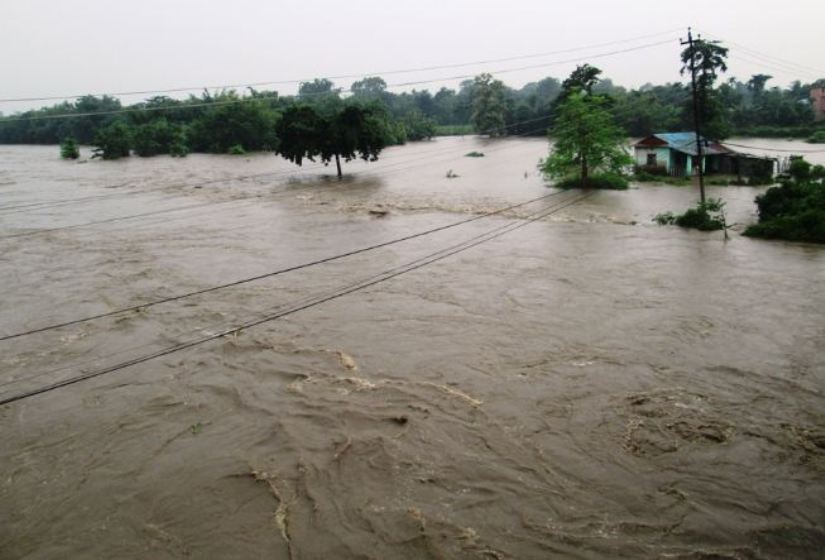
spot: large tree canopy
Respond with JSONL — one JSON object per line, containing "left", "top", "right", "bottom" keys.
{"left": 541, "top": 92, "right": 631, "bottom": 189}
{"left": 275, "top": 102, "right": 390, "bottom": 178}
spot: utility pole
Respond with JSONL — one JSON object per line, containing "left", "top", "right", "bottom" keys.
{"left": 682, "top": 27, "right": 706, "bottom": 204}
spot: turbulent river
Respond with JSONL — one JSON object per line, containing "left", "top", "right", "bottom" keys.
{"left": 0, "top": 137, "right": 823, "bottom": 559}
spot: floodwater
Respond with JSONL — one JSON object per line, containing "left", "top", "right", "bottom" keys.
{"left": 0, "top": 137, "right": 823, "bottom": 559}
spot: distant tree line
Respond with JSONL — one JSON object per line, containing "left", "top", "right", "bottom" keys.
{"left": 2, "top": 67, "right": 825, "bottom": 160}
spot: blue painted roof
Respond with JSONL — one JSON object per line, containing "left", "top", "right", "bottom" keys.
{"left": 636, "top": 132, "right": 730, "bottom": 156}
{"left": 653, "top": 132, "right": 701, "bottom": 147}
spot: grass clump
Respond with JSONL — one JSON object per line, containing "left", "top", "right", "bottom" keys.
{"left": 465, "top": 151, "right": 485, "bottom": 158}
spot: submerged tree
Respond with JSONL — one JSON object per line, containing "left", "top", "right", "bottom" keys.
{"left": 541, "top": 92, "right": 631, "bottom": 189}
{"left": 275, "top": 102, "right": 389, "bottom": 178}
{"left": 471, "top": 73, "right": 507, "bottom": 136}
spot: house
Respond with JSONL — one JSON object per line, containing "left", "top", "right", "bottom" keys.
{"left": 633, "top": 132, "right": 776, "bottom": 179}
{"left": 811, "top": 87, "right": 825, "bottom": 122}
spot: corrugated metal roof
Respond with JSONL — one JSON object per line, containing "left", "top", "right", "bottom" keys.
{"left": 635, "top": 132, "right": 733, "bottom": 156}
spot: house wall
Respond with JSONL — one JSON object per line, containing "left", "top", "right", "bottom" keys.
{"left": 634, "top": 147, "right": 672, "bottom": 172}
{"left": 811, "top": 87, "right": 825, "bottom": 122}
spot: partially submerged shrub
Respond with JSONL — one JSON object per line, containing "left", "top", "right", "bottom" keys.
{"left": 654, "top": 198, "right": 727, "bottom": 232}
{"left": 91, "top": 122, "right": 131, "bottom": 160}
{"left": 744, "top": 165, "right": 825, "bottom": 243}
{"left": 228, "top": 144, "right": 246, "bottom": 155}
{"left": 465, "top": 151, "right": 485, "bottom": 158}
{"left": 554, "top": 172, "right": 629, "bottom": 190}
{"left": 132, "top": 119, "right": 189, "bottom": 157}
{"left": 60, "top": 137, "right": 80, "bottom": 159}
{"left": 806, "top": 130, "right": 825, "bottom": 144}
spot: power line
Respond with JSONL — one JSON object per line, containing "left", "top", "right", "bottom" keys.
{"left": 0, "top": 192, "right": 591, "bottom": 406}
{"left": 726, "top": 53, "right": 822, "bottom": 82}
{"left": 0, "top": 29, "right": 682, "bottom": 104}
{"left": 697, "top": 30, "right": 825, "bottom": 77}
{"left": 0, "top": 39, "right": 677, "bottom": 124}
{"left": 0, "top": 189, "right": 567, "bottom": 342}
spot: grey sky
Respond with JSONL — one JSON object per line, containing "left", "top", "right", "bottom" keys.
{"left": 1, "top": 0, "right": 823, "bottom": 114}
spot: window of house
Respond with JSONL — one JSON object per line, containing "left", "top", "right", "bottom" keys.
{"left": 647, "top": 153, "right": 657, "bottom": 166}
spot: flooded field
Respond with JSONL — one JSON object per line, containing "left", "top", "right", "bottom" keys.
{"left": 1, "top": 136, "right": 824, "bottom": 559}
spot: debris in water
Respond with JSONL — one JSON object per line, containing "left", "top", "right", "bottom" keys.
{"left": 236, "top": 468, "right": 294, "bottom": 558}
{"left": 423, "top": 382, "right": 483, "bottom": 407}
{"left": 334, "top": 436, "right": 353, "bottom": 461}
{"left": 368, "top": 205, "right": 389, "bottom": 217}
{"left": 336, "top": 350, "right": 358, "bottom": 370}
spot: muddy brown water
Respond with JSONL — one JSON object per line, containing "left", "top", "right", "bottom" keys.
{"left": 1, "top": 137, "right": 824, "bottom": 559}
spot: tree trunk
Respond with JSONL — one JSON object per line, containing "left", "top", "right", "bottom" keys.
{"left": 581, "top": 155, "right": 588, "bottom": 189}
{"left": 335, "top": 154, "right": 342, "bottom": 179}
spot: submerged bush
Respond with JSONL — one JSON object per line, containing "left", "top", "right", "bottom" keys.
{"left": 91, "top": 122, "right": 131, "bottom": 160}
{"left": 228, "top": 144, "right": 246, "bottom": 155}
{"left": 554, "top": 172, "right": 629, "bottom": 190}
{"left": 60, "top": 137, "right": 79, "bottom": 159}
{"left": 806, "top": 130, "right": 825, "bottom": 144}
{"left": 744, "top": 165, "right": 825, "bottom": 244}
{"left": 654, "top": 198, "right": 727, "bottom": 232}
{"left": 132, "top": 119, "right": 189, "bottom": 157}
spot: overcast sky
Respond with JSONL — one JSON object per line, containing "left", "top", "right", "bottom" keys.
{"left": 1, "top": 0, "right": 823, "bottom": 113}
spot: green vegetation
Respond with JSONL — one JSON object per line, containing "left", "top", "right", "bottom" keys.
{"left": 555, "top": 173, "right": 628, "bottom": 190}
{"left": 91, "top": 122, "right": 131, "bottom": 160}
{"left": 2, "top": 56, "right": 824, "bottom": 159}
{"left": 465, "top": 151, "right": 485, "bottom": 157}
{"left": 471, "top": 73, "right": 507, "bottom": 136}
{"left": 433, "top": 124, "right": 474, "bottom": 136}
{"left": 680, "top": 38, "right": 730, "bottom": 139}
{"left": 540, "top": 69, "right": 632, "bottom": 190}
{"left": 228, "top": 144, "right": 246, "bottom": 155}
{"left": 275, "top": 101, "right": 389, "bottom": 178}
{"left": 744, "top": 158, "right": 825, "bottom": 243}
{"left": 60, "top": 137, "right": 79, "bottom": 159}
{"left": 654, "top": 198, "right": 728, "bottom": 231}
{"left": 807, "top": 130, "right": 825, "bottom": 144}
{"left": 634, "top": 170, "right": 691, "bottom": 186}
{"left": 132, "top": 119, "right": 187, "bottom": 157}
